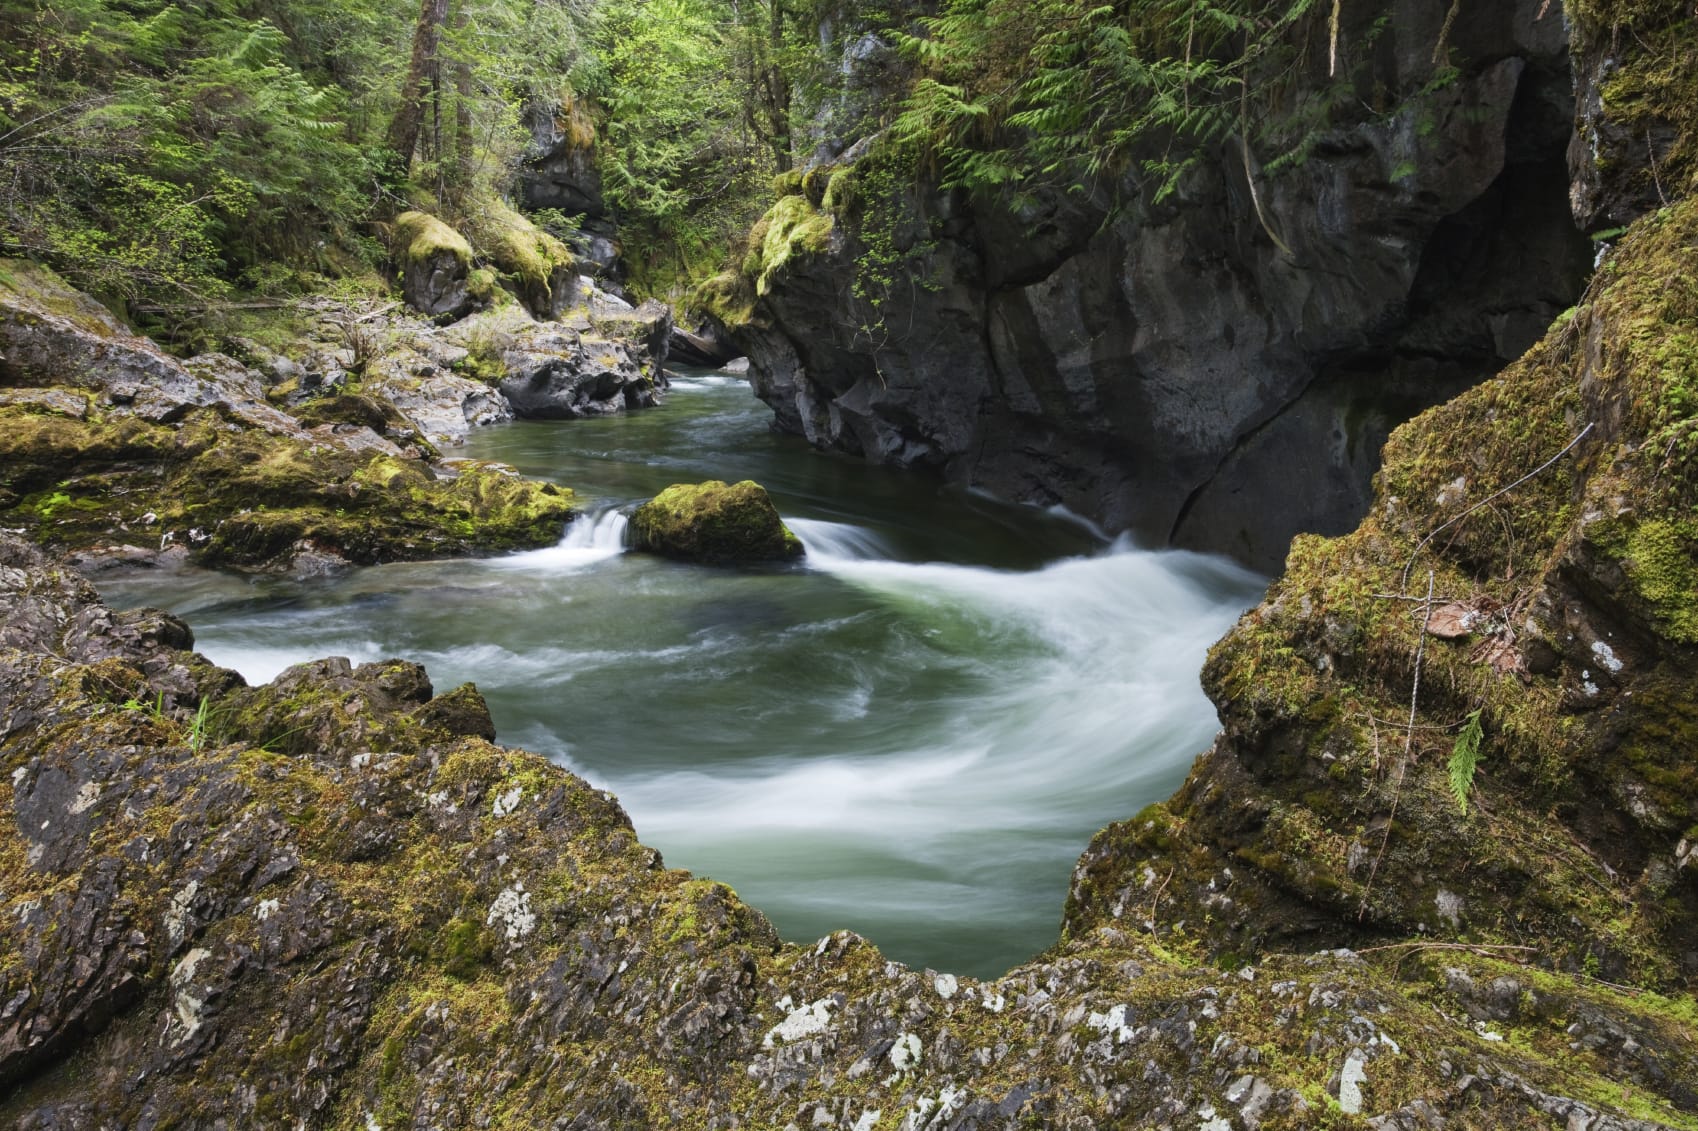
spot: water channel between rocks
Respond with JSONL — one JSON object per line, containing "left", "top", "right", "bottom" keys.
{"left": 99, "top": 369, "right": 1269, "bottom": 979}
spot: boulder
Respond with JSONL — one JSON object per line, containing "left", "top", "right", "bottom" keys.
{"left": 485, "top": 310, "right": 661, "bottom": 419}
{"left": 469, "top": 200, "right": 584, "bottom": 319}
{"left": 393, "top": 211, "right": 474, "bottom": 319}
{"left": 590, "top": 297, "right": 673, "bottom": 374}
{"left": 365, "top": 347, "right": 514, "bottom": 447}
{"left": 630, "top": 480, "right": 803, "bottom": 564}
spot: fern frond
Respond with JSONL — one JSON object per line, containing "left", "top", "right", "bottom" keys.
{"left": 1447, "top": 709, "right": 1484, "bottom": 815}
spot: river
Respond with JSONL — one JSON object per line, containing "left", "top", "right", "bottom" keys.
{"left": 99, "top": 370, "right": 1266, "bottom": 978}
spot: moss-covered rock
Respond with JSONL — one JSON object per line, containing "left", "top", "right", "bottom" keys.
{"left": 464, "top": 198, "right": 582, "bottom": 319}
{"left": 631, "top": 479, "right": 804, "bottom": 565}
{"left": 393, "top": 211, "right": 474, "bottom": 318}
{"left": 0, "top": 259, "right": 574, "bottom": 570}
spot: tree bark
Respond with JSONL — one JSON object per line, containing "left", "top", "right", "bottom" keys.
{"left": 386, "top": 0, "right": 452, "bottom": 176}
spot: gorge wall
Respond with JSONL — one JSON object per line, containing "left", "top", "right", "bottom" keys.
{"left": 718, "top": 0, "right": 1593, "bottom": 571}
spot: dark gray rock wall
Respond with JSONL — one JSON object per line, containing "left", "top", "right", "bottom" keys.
{"left": 727, "top": 0, "right": 1591, "bottom": 571}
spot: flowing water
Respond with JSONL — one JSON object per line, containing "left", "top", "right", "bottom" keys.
{"left": 99, "top": 371, "right": 1266, "bottom": 978}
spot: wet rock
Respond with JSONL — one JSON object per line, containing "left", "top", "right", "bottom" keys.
{"left": 668, "top": 322, "right": 741, "bottom": 368}
{"left": 631, "top": 480, "right": 804, "bottom": 565}
{"left": 495, "top": 315, "right": 661, "bottom": 419}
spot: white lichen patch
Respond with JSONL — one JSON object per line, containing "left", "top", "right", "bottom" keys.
{"left": 982, "top": 992, "right": 1006, "bottom": 1013}
{"left": 1198, "top": 1103, "right": 1233, "bottom": 1131}
{"left": 903, "top": 1085, "right": 964, "bottom": 1130}
{"left": 255, "top": 899, "right": 280, "bottom": 922}
{"left": 491, "top": 786, "right": 523, "bottom": 818}
{"left": 1474, "top": 1020, "right": 1505, "bottom": 1042}
{"left": 1087, "top": 1003, "right": 1135, "bottom": 1044}
{"left": 1435, "top": 889, "right": 1464, "bottom": 929}
{"left": 762, "top": 997, "right": 836, "bottom": 1049}
{"left": 1338, "top": 1050, "right": 1368, "bottom": 1114}
{"left": 68, "top": 781, "right": 100, "bottom": 815}
{"left": 167, "top": 948, "right": 213, "bottom": 1046}
{"left": 166, "top": 880, "right": 200, "bottom": 949}
{"left": 889, "top": 1032, "right": 923, "bottom": 1073}
{"left": 1590, "top": 639, "right": 1624, "bottom": 673}
{"left": 486, "top": 884, "right": 536, "bottom": 940}
{"left": 933, "top": 973, "right": 958, "bottom": 999}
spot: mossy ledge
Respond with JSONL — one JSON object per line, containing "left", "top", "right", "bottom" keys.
{"left": 2, "top": 531, "right": 1693, "bottom": 1129}
{"left": 0, "top": 257, "right": 574, "bottom": 571}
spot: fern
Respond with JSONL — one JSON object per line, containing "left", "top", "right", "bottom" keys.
{"left": 1447, "top": 709, "right": 1484, "bottom": 814}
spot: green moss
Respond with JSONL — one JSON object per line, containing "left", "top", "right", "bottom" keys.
{"left": 1618, "top": 518, "right": 1698, "bottom": 641}
{"left": 393, "top": 211, "right": 473, "bottom": 267}
{"left": 467, "top": 199, "right": 575, "bottom": 305}
{"left": 630, "top": 479, "right": 804, "bottom": 565}
{"left": 691, "top": 270, "right": 756, "bottom": 328}
{"left": 753, "top": 195, "right": 835, "bottom": 297}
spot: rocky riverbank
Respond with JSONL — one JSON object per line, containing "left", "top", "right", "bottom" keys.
{"left": 2, "top": 530, "right": 1694, "bottom": 1129}
{"left": 0, "top": 252, "right": 676, "bottom": 574}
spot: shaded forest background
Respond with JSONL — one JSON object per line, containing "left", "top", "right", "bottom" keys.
{"left": 0, "top": 0, "right": 1361, "bottom": 327}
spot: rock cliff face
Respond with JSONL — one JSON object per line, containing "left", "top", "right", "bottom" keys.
{"left": 717, "top": 0, "right": 1592, "bottom": 571}
{"left": 3, "top": 532, "right": 1694, "bottom": 1129}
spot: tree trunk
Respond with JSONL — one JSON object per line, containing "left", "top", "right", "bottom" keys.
{"left": 387, "top": 0, "right": 452, "bottom": 177}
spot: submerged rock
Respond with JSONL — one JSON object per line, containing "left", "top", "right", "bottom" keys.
{"left": 631, "top": 479, "right": 804, "bottom": 564}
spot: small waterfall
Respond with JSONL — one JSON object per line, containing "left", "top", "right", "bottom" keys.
{"left": 491, "top": 507, "right": 628, "bottom": 571}
{"left": 562, "top": 508, "right": 630, "bottom": 551}
{"left": 787, "top": 517, "right": 891, "bottom": 563}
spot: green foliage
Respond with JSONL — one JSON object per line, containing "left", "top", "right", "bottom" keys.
{"left": 1448, "top": 709, "right": 1484, "bottom": 815}
{"left": 576, "top": 0, "right": 782, "bottom": 294}
{"left": 0, "top": 1, "right": 388, "bottom": 305}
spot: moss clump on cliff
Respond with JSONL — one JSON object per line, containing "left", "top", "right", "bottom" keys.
{"left": 754, "top": 194, "right": 834, "bottom": 297}
{"left": 630, "top": 479, "right": 803, "bottom": 565}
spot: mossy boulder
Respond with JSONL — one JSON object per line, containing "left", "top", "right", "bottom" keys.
{"left": 393, "top": 211, "right": 474, "bottom": 319}
{"left": 630, "top": 479, "right": 803, "bottom": 565}
{"left": 466, "top": 199, "right": 582, "bottom": 319}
